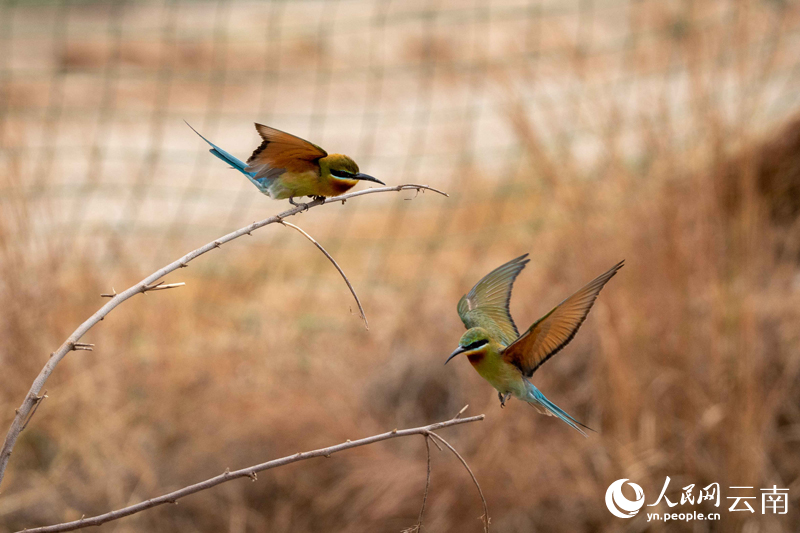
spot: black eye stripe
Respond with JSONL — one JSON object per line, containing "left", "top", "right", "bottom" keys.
{"left": 464, "top": 339, "right": 488, "bottom": 350}
{"left": 331, "top": 168, "right": 355, "bottom": 178}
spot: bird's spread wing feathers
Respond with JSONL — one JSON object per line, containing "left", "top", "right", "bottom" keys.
{"left": 502, "top": 260, "right": 624, "bottom": 377}
{"left": 457, "top": 254, "right": 530, "bottom": 345}
{"left": 245, "top": 124, "right": 327, "bottom": 181}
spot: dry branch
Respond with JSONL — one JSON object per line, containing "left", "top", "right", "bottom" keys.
{"left": 403, "top": 404, "right": 485, "bottom": 533}
{"left": 429, "top": 432, "right": 490, "bottom": 533}
{"left": 0, "top": 184, "right": 447, "bottom": 489}
{"left": 17, "top": 413, "right": 483, "bottom": 533}
{"left": 408, "top": 435, "right": 432, "bottom": 533}
{"left": 280, "top": 220, "right": 368, "bottom": 329}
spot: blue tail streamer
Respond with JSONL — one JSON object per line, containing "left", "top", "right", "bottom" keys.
{"left": 526, "top": 382, "right": 593, "bottom": 437}
{"left": 184, "top": 121, "right": 268, "bottom": 193}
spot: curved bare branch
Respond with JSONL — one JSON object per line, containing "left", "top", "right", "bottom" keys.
{"left": 280, "top": 221, "right": 368, "bottom": 329}
{"left": 16, "top": 414, "right": 483, "bottom": 533}
{"left": 0, "top": 184, "right": 448, "bottom": 489}
{"left": 428, "top": 431, "right": 490, "bottom": 532}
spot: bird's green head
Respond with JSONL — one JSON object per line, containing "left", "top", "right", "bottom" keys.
{"left": 445, "top": 328, "right": 491, "bottom": 365}
{"left": 321, "top": 154, "right": 385, "bottom": 185}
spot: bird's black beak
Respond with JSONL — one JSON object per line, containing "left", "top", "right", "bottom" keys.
{"left": 353, "top": 173, "right": 385, "bottom": 185}
{"left": 445, "top": 346, "right": 466, "bottom": 365}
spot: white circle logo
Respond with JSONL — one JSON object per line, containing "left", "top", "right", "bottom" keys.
{"left": 605, "top": 479, "right": 645, "bottom": 518}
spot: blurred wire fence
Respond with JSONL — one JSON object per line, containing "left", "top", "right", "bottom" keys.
{"left": 3, "top": 0, "right": 799, "bottom": 281}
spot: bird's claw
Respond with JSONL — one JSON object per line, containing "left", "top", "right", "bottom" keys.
{"left": 498, "top": 392, "right": 511, "bottom": 408}
{"left": 288, "top": 197, "right": 310, "bottom": 211}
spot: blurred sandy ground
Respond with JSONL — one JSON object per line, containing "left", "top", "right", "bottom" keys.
{"left": 1, "top": 0, "right": 800, "bottom": 531}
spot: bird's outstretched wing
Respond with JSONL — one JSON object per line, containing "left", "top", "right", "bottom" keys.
{"left": 245, "top": 124, "right": 328, "bottom": 181}
{"left": 502, "top": 260, "right": 624, "bottom": 377}
{"left": 457, "top": 254, "right": 530, "bottom": 345}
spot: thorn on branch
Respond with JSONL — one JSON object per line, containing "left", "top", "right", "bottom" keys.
{"left": 100, "top": 288, "right": 117, "bottom": 298}
{"left": 213, "top": 241, "right": 221, "bottom": 248}
{"left": 20, "top": 390, "right": 48, "bottom": 432}
{"left": 141, "top": 281, "right": 186, "bottom": 294}
{"left": 70, "top": 342, "right": 94, "bottom": 352}
{"left": 141, "top": 281, "right": 162, "bottom": 294}
{"left": 454, "top": 405, "right": 469, "bottom": 419}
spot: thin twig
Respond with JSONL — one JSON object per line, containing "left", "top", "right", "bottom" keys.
{"left": 0, "top": 183, "right": 447, "bottom": 489}
{"left": 321, "top": 184, "right": 447, "bottom": 203}
{"left": 17, "top": 415, "right": 484, "bottom": 533}
{"left": 428, "top": 432, "right": 490, "bottom": 533}
{"left": 280, "top": 221, "right": 368, "bottom": 329}
{"left": 412, "top": 435, "right": 433, "bottom": 532}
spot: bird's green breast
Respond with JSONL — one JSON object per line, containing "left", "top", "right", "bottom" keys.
{"left": 468, "top": 344, "right": 526, "bottom": 396}
{"left": 271, "top": 170, "right": 356, "bottom": 198}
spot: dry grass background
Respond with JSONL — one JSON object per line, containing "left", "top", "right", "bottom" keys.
{"left": 2, "top": 0, "right": 800, "bottom": 531}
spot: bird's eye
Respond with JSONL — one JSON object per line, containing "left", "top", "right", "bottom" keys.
{"left": 464, "top": 339, "right": 488, "bottom": 350}
{"left": 330, "top": 168, "right": 355, "bottom": 179}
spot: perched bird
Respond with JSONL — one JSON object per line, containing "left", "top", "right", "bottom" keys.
{"left": 187, "top": 122, "right": 384, "bottom": 204}
{"left": 446, "top": 254, "right": 624, "bottom": 436}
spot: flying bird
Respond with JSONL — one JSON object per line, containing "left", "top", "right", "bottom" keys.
{"left": 187, "top": 122, "right": 384, "bottom": 204}
{"left": 446, "top": 254, "right": 623, "bottom": 436}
